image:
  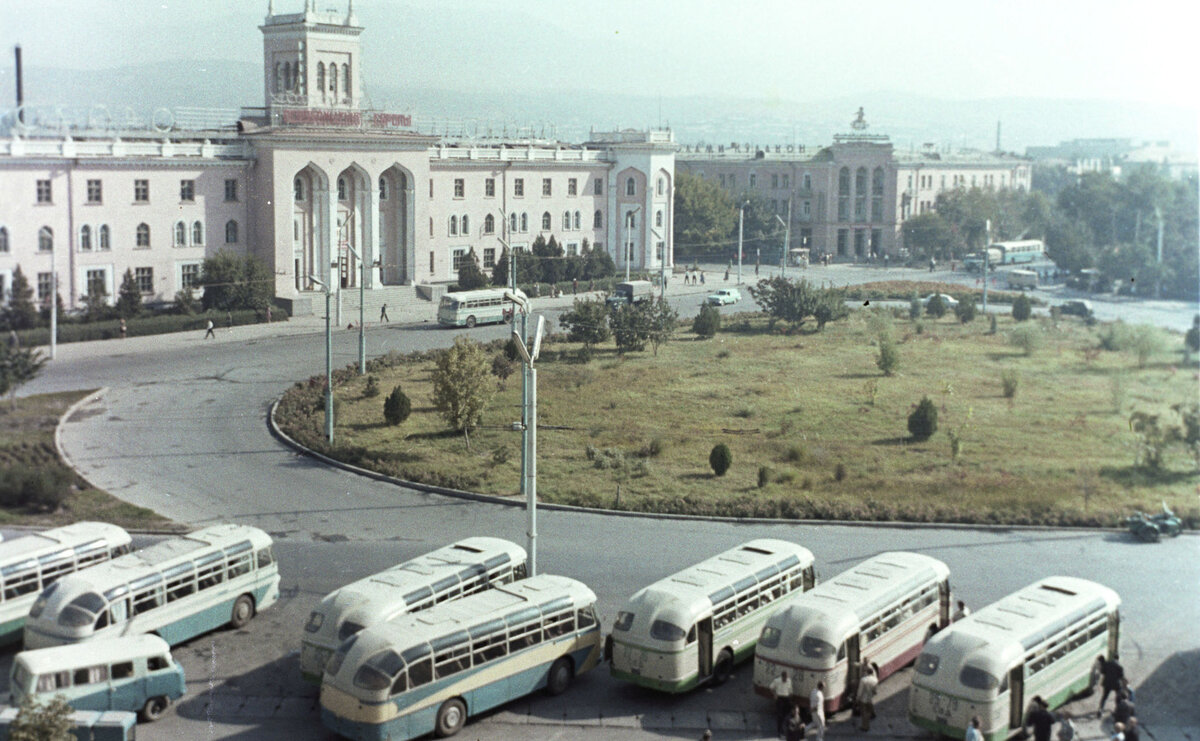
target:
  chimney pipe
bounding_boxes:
[15,45,23,108]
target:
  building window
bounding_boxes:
[485,178,495,197]
[428,179,434,198]
[594,210,603,229]
[542,178,552,197]
[802,201,811,218]
[728,174,735,188]
[461,215,470,235]
[135,267,154,294]
[86,268,106,299]
[542,212,552,231]
[593,179,603,195]
[568,178,577,196]
[454,178,464,198]
[0,227,8,253]
[192,221,204,245]
[520,213,528,232]
[294,178,304,201]
[225,220,239,244]
[566,242,579,256]
[80,225,92,252]
[180,180,195,202]
[378,177,388,200]
[449,216,458,236]
[452,249,469,272]
[719,174,725,188]
[37,272,53,303]
[181,263,200,289]
[783,174,789,188]
[573,211,581,230]
[483,247,496,268]
[656,241,665,260]
[514,178,524,197]
[562,211,571,230]
[429,218,433,237]
[174,221,187,247]
[771,174,779,189]
[657,177,665,196]
[338,178,347,201]
[802,173,811,190]
[225,179,238,202]
[484,214,495,234]
[38,226,53,252]
[749,173,757,188]
[655,210,663,228]
[837,229,848,256]
[134,179,149,203]
[430,251,435,273]
[136,223,150,248]
[87,179,102,203]
[510,213,518,234]
[36,179,51,203]
[626,177,636,196]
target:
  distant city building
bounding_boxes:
[676,110,1032,259]
[1024,138,1197,181]
[0,1,675,313]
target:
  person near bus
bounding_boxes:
[856,664,879,732]
[1111,722,1126,741]
[785,704,805,741]
[952,600,971,622]
[769,671,792,737]
[1124,717,1140,741]
[964,716,984,741]
[806,681,826,741]
[1025,696,1058,741]
[1098,655,1126,714]
[1114,692,1136,726]
[1057,711,1076,741]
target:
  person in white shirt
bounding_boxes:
[856,665,879,731]
[806,681,826,741]
[952,600,971,622]
[769,671,792,738]
[965,715,984,741]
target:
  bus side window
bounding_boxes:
[577,606,597,630]
[256,548,274,569]
[686,624,696,644]
[406,658,432,688]
[74,665,108,685]
[38,672,71,691]
[227,553,252,579]
[148,656,170,672]
[133,587,163,616]
[111,662,135,680]
[197,562,225,590]
[390,671,408,695]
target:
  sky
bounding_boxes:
[0,0,1196,109]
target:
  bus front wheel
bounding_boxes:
[546,657,574,696]
[712,649,734,686]
[230,595,255,629]
[435,698,467,737]
[465,315,476,328]
[140,696,170,722]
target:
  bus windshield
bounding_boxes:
[799,635,837,659]
[959,664,1001,691]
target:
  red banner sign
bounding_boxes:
[280,108,412,129]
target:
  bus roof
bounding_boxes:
[443,288,526,303]
[0,523,130,565]
[15,634,171,674]
[765,552,949,639]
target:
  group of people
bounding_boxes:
[682,270,706,285]
[766,660,881,741]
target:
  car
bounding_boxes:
[922,293,959,309]
[706,288,742,306]
[1059,299,1094,318]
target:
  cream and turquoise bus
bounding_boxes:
[754,551,950,712]
[301,537,527,682]
[0,523,132,645]
[610,539,817,693]
[23,524,279,649]
[320,574,602,740]
[437,288,526,328]
[908,576,1120,741]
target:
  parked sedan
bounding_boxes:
[922,293,960,309]
[707,288,742,306]
[1059,299,1094,318]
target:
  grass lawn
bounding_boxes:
[278,306,1200,528]
[0,391,177,530]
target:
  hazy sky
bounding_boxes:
[1,0,1197,108]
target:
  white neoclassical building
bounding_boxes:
[0,1,677,314]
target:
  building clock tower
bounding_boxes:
[260,1,363,111]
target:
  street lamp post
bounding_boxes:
[309,273,334,443]
[982,219,990,314]
[624,206,642,282]
[775,201,791,280]
[345,244,367,374]
[652,228,665,300]
[508,297,543,578]
[737,201,748,285]
[50,239,57,360]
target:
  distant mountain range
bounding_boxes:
[5,61,1197,156]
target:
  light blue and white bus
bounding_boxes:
[23,524,279,649]
[301,537,527,682]
[437,288,525,328]
[9,634,185,722]
[320,574,602,740]
[0,523,132,645]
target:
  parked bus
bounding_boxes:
[9,634,185,722]
[0,523,133,645]
[437,288,526,328]
[908,576,1120,741]
[320,574,601,741]
[1006,269,1038,290]
[753,552,950,713]
[301,537,528,682]
[992,240,1045,265]
[23,524,279,649]
[610,539,817,693]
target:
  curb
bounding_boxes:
[266,395,1192,536]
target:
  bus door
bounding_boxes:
[1107,611,1120,658]
[938,581,951,628]
[697,618,714,678]
[844,634,861,700]
[108,659,145,713]
[803,566,816,591]
[1007,666,1024,731]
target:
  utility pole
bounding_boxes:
[982,219,990,315]
[737,202,747,285]
[509,307,543,577]
[345,244,366,374]
[775,208,790,281]
[309,274,334,443]
[1155,207,1164,299]
[652,229,666,300]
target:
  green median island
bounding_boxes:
[275,300,1199,528]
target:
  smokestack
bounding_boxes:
[15,45,23,108]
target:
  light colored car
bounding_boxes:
[706,288,742,305]
[922,293,959,309]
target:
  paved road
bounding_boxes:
[18,272,1200,741]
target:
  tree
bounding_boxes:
[1,266,39,331]
[954,299,977,324]
[199,250,273,312]
[813,288,849,330]
[1185,315,1200,363]
[646,298,679,356]
[0,344,47,410]
[877,337,900,376]
[559,298,611,351]
[1011,293,1032,322]
[692,303,720,339]
[491,247,510,287]
[925,294,947,319]
[533,235,565,285]
[116,268,143,318]
[456,249,489,290]
[673,171,735,259]
[611,302,653,354]
[8,693,73,741]
[383,385,412,426]
[582,240,616,280]
[908,397,938,441]
[174,287,200,315]
[709,443,732,476]
[430,336,495,450]
[747,276,824,330]
[900,213,955,261]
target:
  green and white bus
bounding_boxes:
[908,576,1120,741]
[320,574,602,740]
[23,524,279,649]
[437,288,526,328]
[754,551,950,712]
[0,523,132,645]
[610,539,817,693]
[301,537,527,682]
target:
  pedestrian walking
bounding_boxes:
[784,704,805,741]
[1124,717,1140,741]
[119,318,127,339]
[266,305,272,323]
[929,257,936,272]
[769,671,792,737]
[1110,722,1126,741]
[806,681,826,741]
[700,271,705,284]
[952,600,971,622]
[380,303,389,323]
[8,329,20,349]
[856,664,879,731]
[1098,655,1125,715]
[924,621,941,643]
[724,268,730,281]
[1114,691,1135,725]
[965,716,984,741]
[1057,711,1076,741]
[1026,696,1057,741]
[700,730,713,741]
[572,278,578,294]
[204,318,215,339]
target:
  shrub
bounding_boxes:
[954,299,977,324]
[1186,315,1200,360]
[716,348,731,359]
[784,445,805,463]
[363,375,380,398]
[491,353,516,383]
[1122,325,1169,368]
[1008,324,1042,356]
[925,295,947,319]
[491,446,511,465]
[876,336,900,376]
[914,320,925,335]
[1001,369,1020,399]
[834,462,847,482]
[989,313,998,335]
[693,304,721,339]
[709,443,732,476]
[1012,293,1032,322]
[908,396,938,441]
[733,407,754,419]
[757,466,773,489]
[642,437,667,458]
[383,385,412,426]
[0,464,72,511]
[909,294,922,321]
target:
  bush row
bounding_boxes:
[14,307,288,346]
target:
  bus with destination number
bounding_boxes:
[754,552,951,713]
[908,576,1120,741]
[437,288,526,328]
[301,537,528,682]
[319,574,602,741]
[609,539,817,693]
[0,523,132,645]
[23,524,279,649]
